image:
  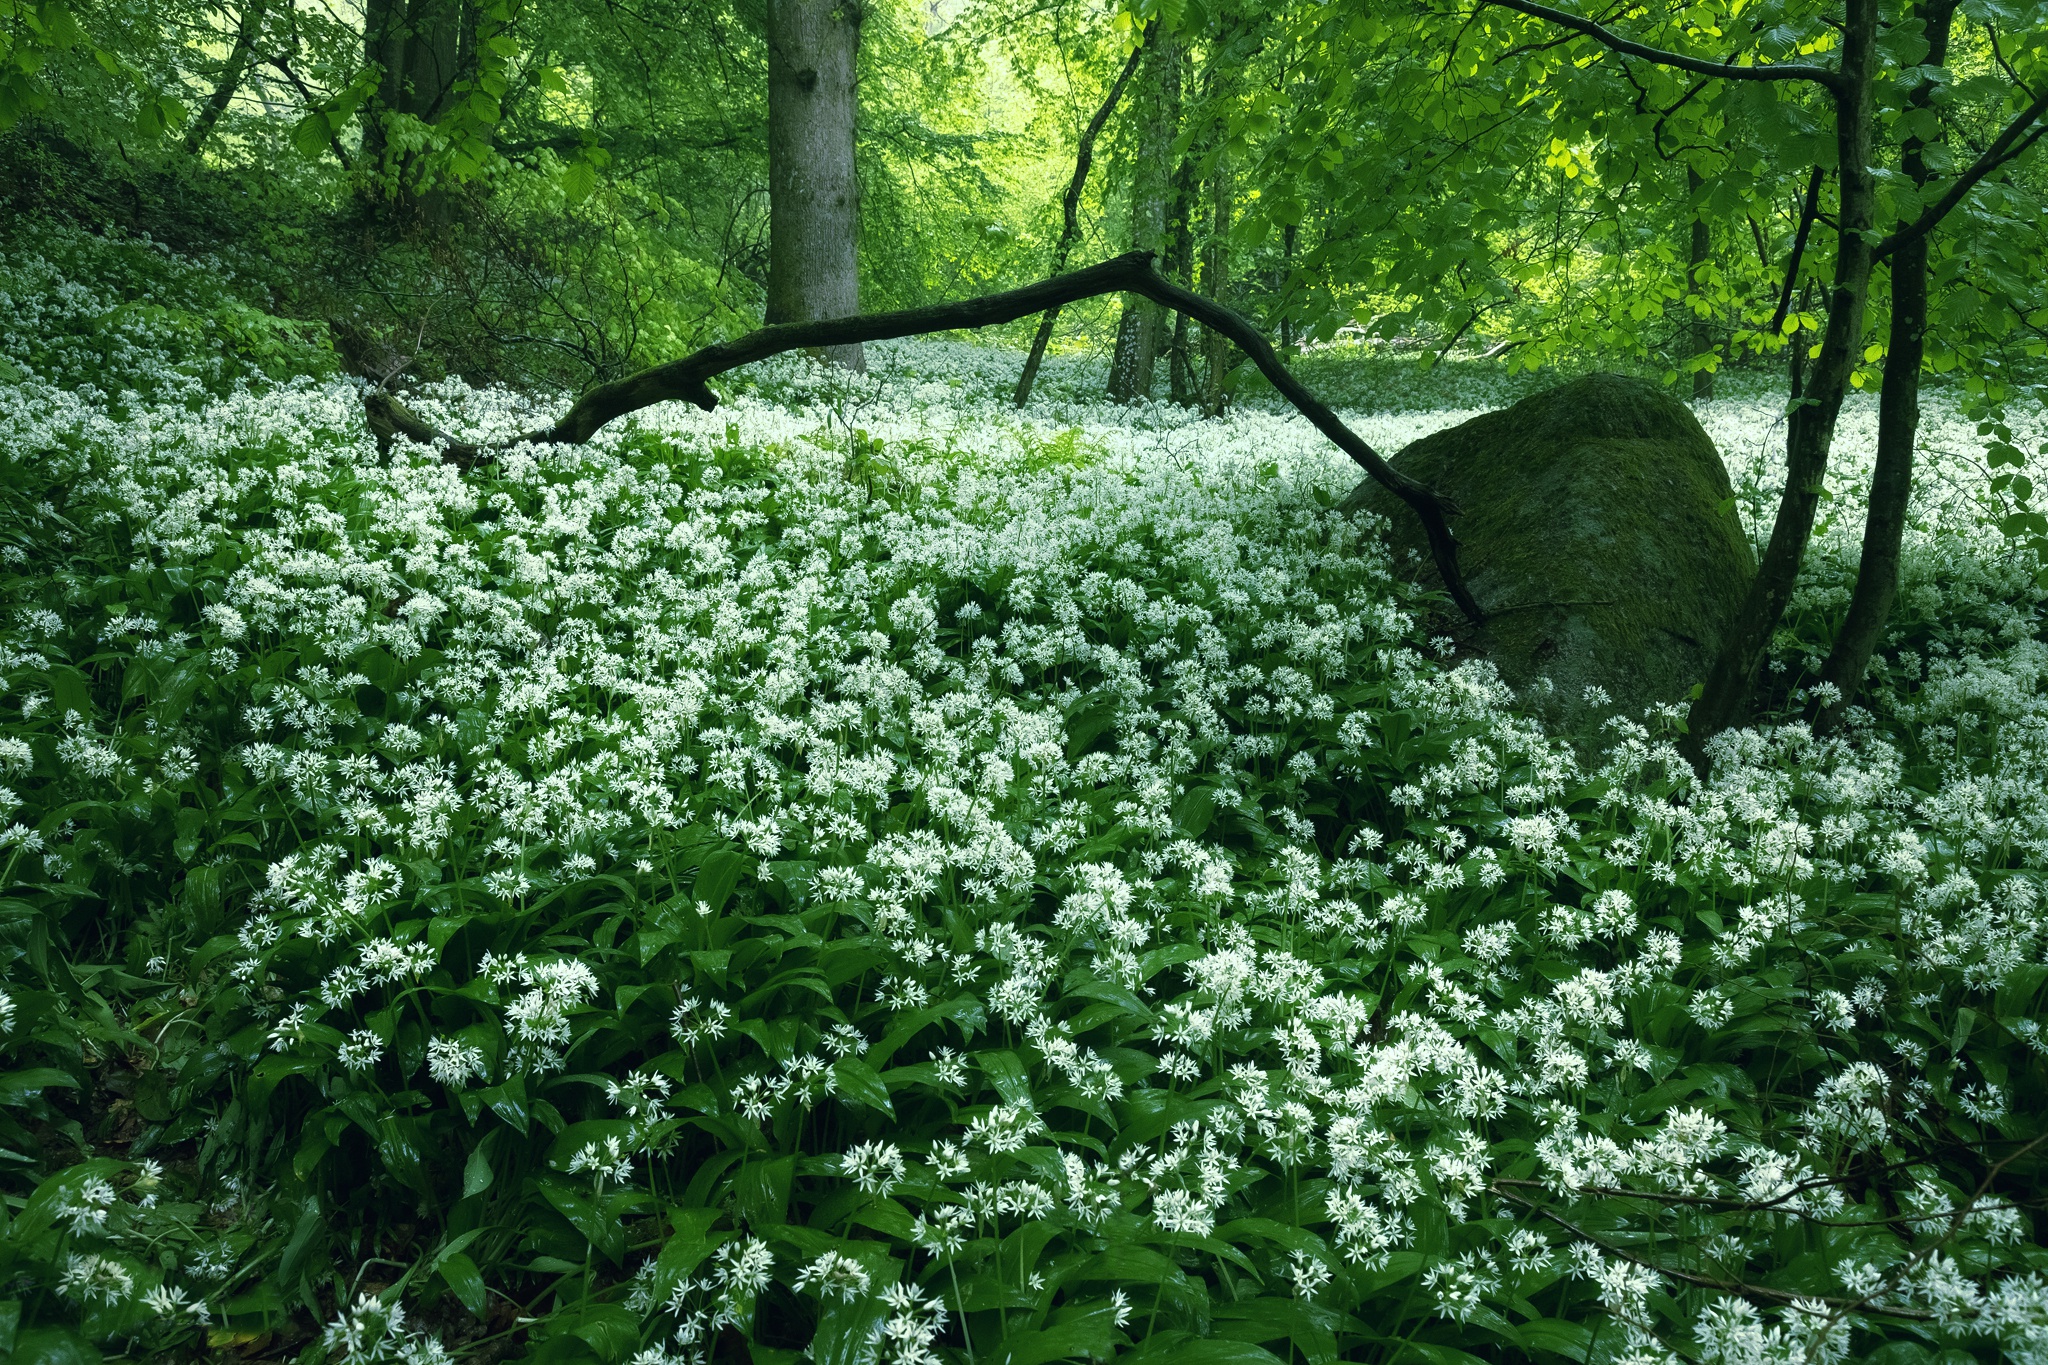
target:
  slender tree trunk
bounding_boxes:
[1687,165,1715,400]
[1683,0,1879,760]
[1201,151,1233,415]
[1817,0,1959,728]
[767,0,865,371]
[1107,33,1180,402]
[185,0,270,156]
[1166,141,1199,405]
[1014,37,1147,408]
[1279,221,1298,355]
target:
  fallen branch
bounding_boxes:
[362,250,1483,622]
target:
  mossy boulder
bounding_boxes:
[1345,372,1755,737]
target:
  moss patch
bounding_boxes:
[1347,372,1756,737]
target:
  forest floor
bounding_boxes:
[5,227,2048,1365]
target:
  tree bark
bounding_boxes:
[361,250,1486,622]
[1682,0,1880,760]
[767,0,865,371]
[1200,149,1233,415]
[362,0,467,168]
[185,0,270,156]
[1013,37,1147,408]
[1279,221,1298,355]
[1816,0,1959,728]
[1165,145,1199,406]
[1687,165,1715,400]
[1106,33,1180,402]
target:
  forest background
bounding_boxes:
[5,0,2048,1363]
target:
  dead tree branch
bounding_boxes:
[362,250,1484,622]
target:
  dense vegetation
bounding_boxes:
[3,2,2048,1364]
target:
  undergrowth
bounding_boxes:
[3,227,2048,1365]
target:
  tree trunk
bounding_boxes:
[1279,221,1298,355]
[1014,36,1147,408]
[1166,138,1199,405]
[1106,33,1180,402]
[767,0,865,372]
[1683,0,1879,760]
[1201,151,1233,415]
[185,0,270,156]
[1816,0,1959,728]
[1687,165,1715,400]
[362,0,467,168]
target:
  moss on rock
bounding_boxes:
[1346,372,1755,738]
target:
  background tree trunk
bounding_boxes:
[1687,165,1714,400]
[185,0,271,156]
[1106,33,1180,401]
[362,0,467,168]
[1013,37,1147,408]
[1201,151,1233,414]
[767,0,866,371]
[1817,0,1960,727]
[1683,0,1880,759]
[1166,127,1199,405]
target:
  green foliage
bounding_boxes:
[2,254,2047,1361]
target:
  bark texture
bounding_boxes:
[1684,0,1880,758]
[767,0,865,371]
[1817,0,1959,728]
[362,0,468,165]
[1106,34,1180,402]
[1687,166,1715,400]
[185,0,270,156]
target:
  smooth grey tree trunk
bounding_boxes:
[767,0,866,372]
[1106,33,1180,402]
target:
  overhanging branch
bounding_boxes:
[361,251,1486,623]
[1477,0,1841,89]
[1872,86,2048,261]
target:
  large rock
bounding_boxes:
[1345,373,1755,737]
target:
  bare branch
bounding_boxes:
[1013,32,1149,407]
[1769,165,1826,336]
[1873,86,2048,260]
[362,252,1486,622]
[1477,0,1841,88]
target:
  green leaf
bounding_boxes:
[438,1252,488,1315]
[540,1181,626,1265]
[561,159,599,202]
[567,1303,641,1362]
[736,1154,794,1226]
[291,112,332,160]
[650,1208,724,1299]
[832,1057,893,1115]
[462,1143,495,1200]
[0,1068,78,1105]
[694,849,746,915]
[1124,1338,1285,1365]
[996,1313,1118,1365]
